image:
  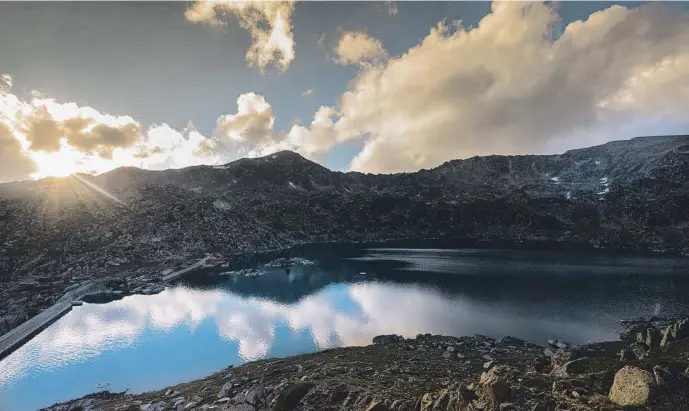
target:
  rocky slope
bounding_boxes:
[41,316,689,411]
[1,135,689,335]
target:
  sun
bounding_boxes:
[28,143,118,179]
[30,149,82,179]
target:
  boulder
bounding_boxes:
[431,390,450,411]
[451,384,477,408]
[645,327,662,348]
[217,382,233,399]
[272,382,314,411]
[661,324,675,346]
[365,400,390,411]
[551,348,580,367]
[609,366,656,406]
[653,365,675,386]
[674,318,689,340]
[627,342,649,360]
[245,384,265,407]
[479,366,511,408]
[551,357,587,377]
[419,393,434,411]
[373,334,404,344]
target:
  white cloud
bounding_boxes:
[0,73,12,94]
[185,0,296,72]
[335,31,388,66]
[320,2,689,173]
[301,89,313,97]
[0,80,219,180]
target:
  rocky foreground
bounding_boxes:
[43,318,689,411]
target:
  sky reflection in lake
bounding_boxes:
[1,247,688,411]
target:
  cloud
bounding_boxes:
[335,31,388,66]
[0,79,219,180]
[382,1,398,17]
[0,122,37,183]
[215,93,276,144]
[301,89,313,97]
[315,2,689,173]
[17,102,142,159]
[0,73,12,94]
[185,0,296,72]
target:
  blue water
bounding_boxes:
[1,246,688,411]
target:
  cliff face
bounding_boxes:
[1,135,687,279]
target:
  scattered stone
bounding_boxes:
[219,268,266,278]
[609,366,656,406]
[264,257,316,268]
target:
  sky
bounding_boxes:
[1,1,689,182]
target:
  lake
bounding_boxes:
[1,245,688,411]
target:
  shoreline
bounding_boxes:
[2,238,687,360]
[38,317,689,411]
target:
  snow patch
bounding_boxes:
[595,160,601,165]
[599,177,608,184]
[597,188,610,195]
[566,192,572,200]
[213,165,231,170]
[288,182,300,189]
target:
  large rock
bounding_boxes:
[272,382,314,411]
[661,325,676,346]
[365,400,390,411]
[644,327,662,348]
[479,366,511,408]
[550,357,588,377]
[245,384,265,407]
[623,342,649,361]
[373,334,404,344]
[550,348,580,367]
[609,366,656,406]
[674,318,689,340]
[217,382,233,399]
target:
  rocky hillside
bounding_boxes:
[1,135,688,334]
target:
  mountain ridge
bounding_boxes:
[1,135,688,336]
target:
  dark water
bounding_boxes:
[1,246,688,411]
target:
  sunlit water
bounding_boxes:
[1,246,688,411]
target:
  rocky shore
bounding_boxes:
[41,317,689,411]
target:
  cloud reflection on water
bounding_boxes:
[0,280,622,389]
